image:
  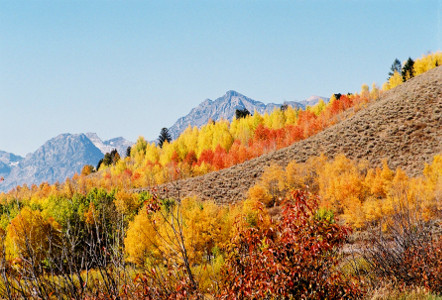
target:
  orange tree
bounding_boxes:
[219,190,363,299]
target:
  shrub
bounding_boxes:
[364,219,442,295]
[220,190,363,299]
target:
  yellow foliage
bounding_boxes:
[212,120,234,151]
[285,155,327,193]
[114,190,140,217]
[317,155,366,215]
[125,197,233,268]
[364,160,394,199]
[370,83,380,100]
[248,153,442,229]
[5,207,61,262]
[258,164,286,206]
[284,106,299,125]
[383,71,403,91]
[267,109,286,129]
[413,51,442,75]
[124,207,160,266]
[180,197,225,263]
[248,185,273,207]
[360,84,370,100]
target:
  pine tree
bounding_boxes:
[158,127,172,148]
[235,108,250,119]
[388,58,402,79]
[401,57,415,81]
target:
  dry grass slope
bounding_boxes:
[142,66,442,204]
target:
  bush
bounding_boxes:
[364,219,442,295]
[220,190,363,299]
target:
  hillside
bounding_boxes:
[146,66,442,204]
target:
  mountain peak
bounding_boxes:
[224,90,240,98]
[85,133,133,157]
[0,133,134,192]
[168,91,327,139]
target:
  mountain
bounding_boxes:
[299,95,329,107]
[168,90,329,139]
[85,133,133,157]
[141,66,442,204]
[0,151,23,180]
[1,134,104,192]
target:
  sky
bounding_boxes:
[1,0,441,156]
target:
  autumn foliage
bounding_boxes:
[249,154,442,230]
[0,52,440,298]
[221,190,362,299]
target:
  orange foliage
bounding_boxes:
[249,154,442,229]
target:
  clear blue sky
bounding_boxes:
[1,0,440,156]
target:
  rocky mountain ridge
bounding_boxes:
[85,133,133,157]
[168,90,329,139]
[0,133,133,192]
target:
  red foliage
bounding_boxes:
[367,233,442,294]
[132,172,141,181]
[171,151,180,164]
[213,145,227,170]
[197,149,214,166]
[183,150,197,166]
[402,237,442,294]
[220,190,362,299]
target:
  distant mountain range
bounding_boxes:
[169,90,329,139]
[0,90,328,192]
[85,133,133,157]
[0,134,133,192]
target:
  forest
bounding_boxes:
[0,52,440,299]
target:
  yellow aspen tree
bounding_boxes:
[370,83,380,100]
[125,207,161,266]
[310,99,326,116]
[5,207,61,262]
[212,120,233,151]
[360,84,370,99]
[284,106,298,125]
[384,71,403,90]
[196,122,215,157]
[413,52,442,75]
[268,109,286,129]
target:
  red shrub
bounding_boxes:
[220,190,363,299]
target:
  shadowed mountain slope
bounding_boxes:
[142,66,442,204]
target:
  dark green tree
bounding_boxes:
[158,128,172,148]
[401,57,415,81]
[125,146,132,157]
[102,153,112,166]
[388,58,402,79]
[97,149,120,170]
[235,108,251,119]
[96,159,103,171]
